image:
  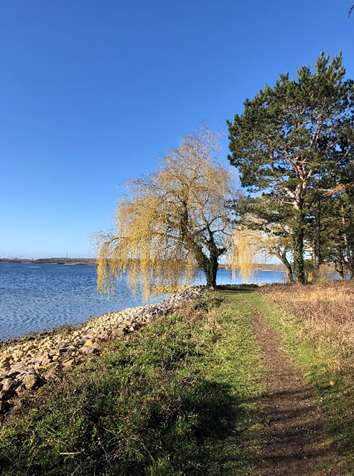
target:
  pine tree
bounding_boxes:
[227,52,354,283]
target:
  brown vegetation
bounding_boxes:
[258,281,354,371]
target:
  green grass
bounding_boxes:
[0,292,265,476]
[245,290,354,476]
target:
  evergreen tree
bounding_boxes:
[227,52,354,283]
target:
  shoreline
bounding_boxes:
[0,258,96,266]
[0,258,287,271]
[0,286,207,413]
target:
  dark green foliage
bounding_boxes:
[227,52,354,282]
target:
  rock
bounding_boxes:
[23,344,36,353]
[4,370,20,380]
[96,331,110,341]
[0,389,17,400]
[73,337,84,346]
[62,359,75,368]
[12,349,24,361]
[2,378,19,392]
[83,339,94,347]
[111,329,125,339]
[80,345,100,355]
[7,361,27,373]
[56,341,70,353]
[39,354,53,367]
[0,400,10,412]
[22,373,43,390]
[0,357,11,372]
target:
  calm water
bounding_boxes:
[0,263,286,341]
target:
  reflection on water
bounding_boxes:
[0,263,286,341]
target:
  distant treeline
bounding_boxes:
[0,258,96,265]
[0,258,287,272]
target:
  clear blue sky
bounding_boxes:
[1,0,353,259]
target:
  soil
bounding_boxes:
[249,304,343,475]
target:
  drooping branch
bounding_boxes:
[96,125,239,298]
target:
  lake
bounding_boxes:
[0,262,286,341]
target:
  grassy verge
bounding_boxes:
[247,284,354,475]
[0,291,265,476]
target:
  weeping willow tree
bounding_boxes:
[225,225,294,283]
[225,228,266,282]
[256,230,294,282]
[96,126,240,298]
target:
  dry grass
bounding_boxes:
[258,281,354,370]
[256,281,354,471]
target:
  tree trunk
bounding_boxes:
[203,243,220,290]
[204,259,218,289]
[274,251,294,283]
[191,239,220,290]
[284,260,294,283]
[335,261,345,280]
[293,213,305,284]
[312,198,321,279]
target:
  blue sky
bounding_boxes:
[1,0,353,259]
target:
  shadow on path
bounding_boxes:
[244,303,343,476]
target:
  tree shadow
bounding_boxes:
[163,381,343,475]
[143,378,249,475]
[236,387,344,476]
[216,284,258,294]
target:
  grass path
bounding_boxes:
[0,287,349,475]
[238,292,342,475]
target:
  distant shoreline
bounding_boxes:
[0,258,286,271]
[0,258,96,265]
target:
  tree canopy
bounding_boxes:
[96,126,239,297]
[227,52,354,283]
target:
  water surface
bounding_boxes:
[0,263,286,341]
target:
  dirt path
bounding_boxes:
[249,303,342,475]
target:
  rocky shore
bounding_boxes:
[0,286,206,413]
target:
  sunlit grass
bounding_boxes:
[0,292,265,476]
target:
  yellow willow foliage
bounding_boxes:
[243,222,293,262]
[225,229,265,282]
[226,225,293,282]
[96,125,239,299]
[257,231,293,261]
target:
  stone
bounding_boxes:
[0,357,11,371]
[83,339,94,347]
[80,345,100,355]
[0,400,10,412]
[8,361,27,372]
[62,359,75,368]
[39,354,53,367]
[0,389,17,400]
[22,373,43,390]
[56,342,70,353]
[4,370,20,379]
[2,378,19,392]
[96,331,110,341]
[12,349,24,361]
